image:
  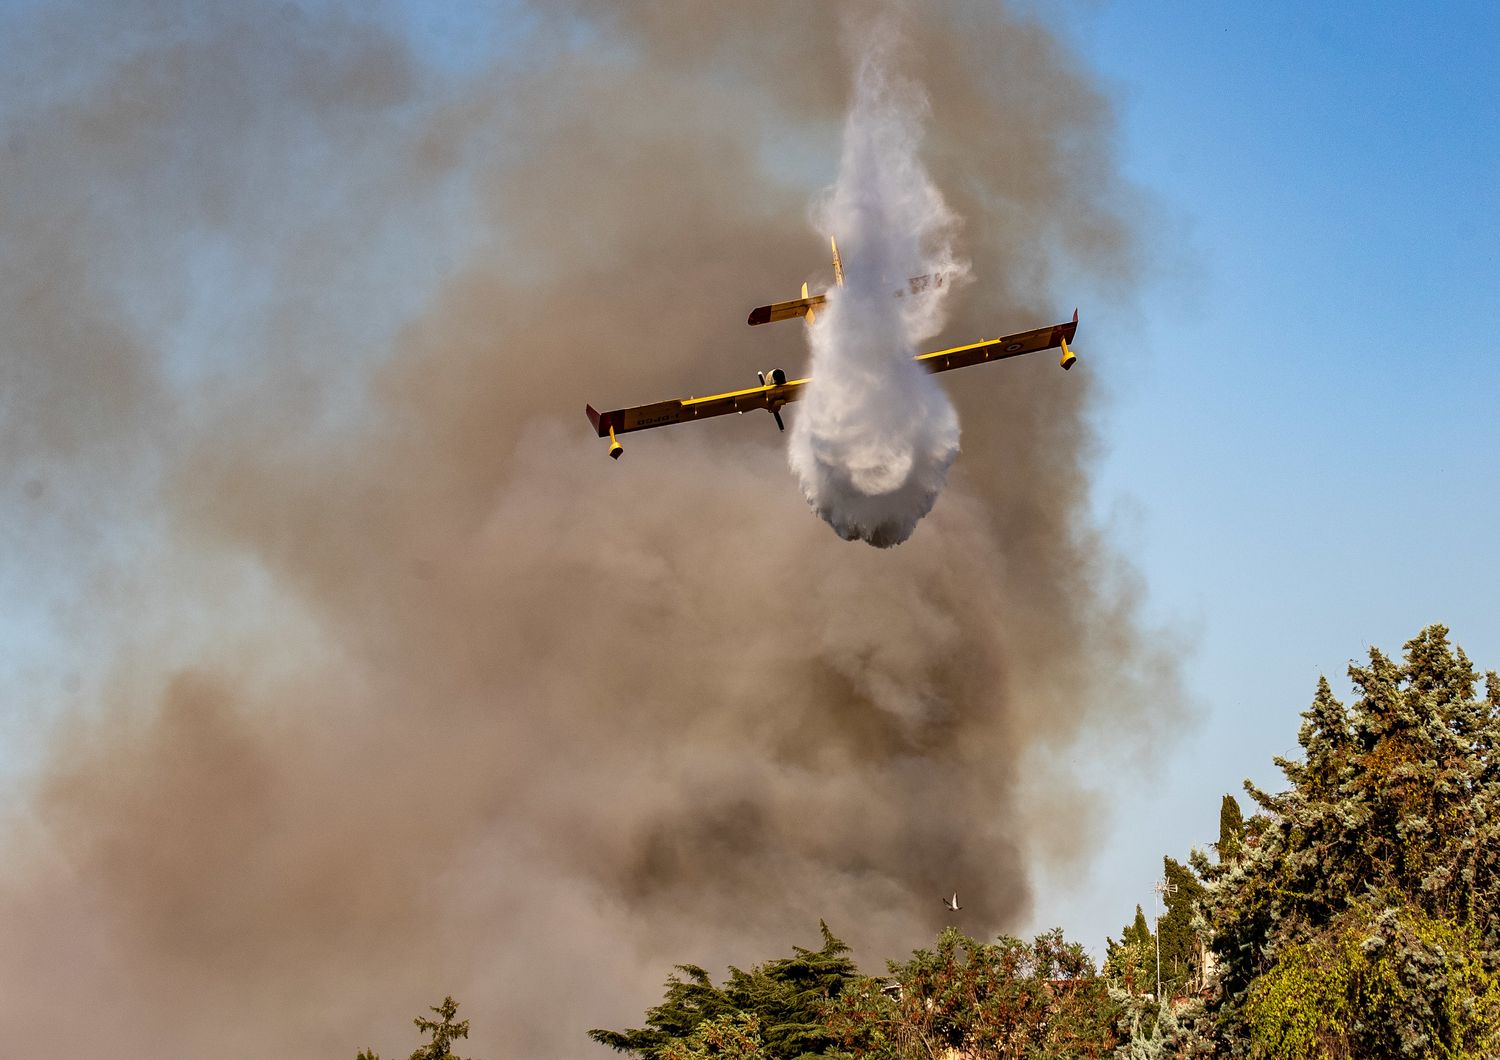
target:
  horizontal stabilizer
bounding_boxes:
[747,271,954,326]
[747,293,827,326]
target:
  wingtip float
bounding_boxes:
[584,405,624,459]
[1060,307,1078,370]
[586,241,1081,460]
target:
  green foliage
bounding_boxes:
[1131,907,1151,947]
[660,1013,768,1059]
[602,925,1115,1059]
[1201,626,1500,1055]
[1106,886,1217,1056]
[825,927,1117,1058]
[1104,905,1155,997]
[1216,795,1245,864]
[589,922,858,1059]
[358,996,473,1060]
[1158,857,1205,996]
[1112,992,1214,1060]
[1242,902,1500,1058]
[410,997,473,1060]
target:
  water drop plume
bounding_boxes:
[789,20,965,547]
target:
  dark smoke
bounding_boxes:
[0,2,1184,1055]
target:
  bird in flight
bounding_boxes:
[943,893,962,912]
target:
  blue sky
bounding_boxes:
[1049,0,1500,946]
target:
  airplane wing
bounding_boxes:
[586,372,807,458]
[586,310,1078,458]
[916,309,1077,375]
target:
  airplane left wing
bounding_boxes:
[586,372,806,459]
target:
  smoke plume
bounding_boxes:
[789,22,964,547]
[0,2,1185,1056]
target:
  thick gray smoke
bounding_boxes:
[789,24,964,547]
[0,3,1187,1057]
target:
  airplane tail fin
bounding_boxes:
[830,235,844,288]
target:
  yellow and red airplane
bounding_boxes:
[585,238,1078,459]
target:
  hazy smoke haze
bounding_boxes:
[789,20,964,548]
[0,2,1184,1056]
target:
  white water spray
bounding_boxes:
[787,30,966,547]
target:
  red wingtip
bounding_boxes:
[747,305,772,326]
[585,404,603,436]
[1073,307,1079,323]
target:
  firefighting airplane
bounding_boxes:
[584,238,1078,459]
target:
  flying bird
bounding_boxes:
[943,893,962,912]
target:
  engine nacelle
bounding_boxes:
[756,369,789,432]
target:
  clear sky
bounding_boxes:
[2,0,1495,965]
[1046,0,1500,947]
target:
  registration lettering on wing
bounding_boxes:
[631,412,679,428]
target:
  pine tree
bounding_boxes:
[357,996,473,1060]
[410,997,472,1060]
[1202,625,1500,1056]
[658,1013,767,1059]
[589,922,859,1058]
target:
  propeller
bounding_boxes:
[757,369,788,431]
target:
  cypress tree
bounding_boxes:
[1215,795,1244,865]
[1158,856,1204,996]
[1131,905,1152,948]
[1105,905,1156,997]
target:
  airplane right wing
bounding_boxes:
[915,309,1078,374]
